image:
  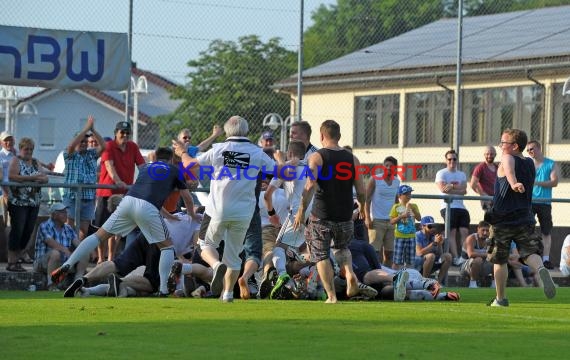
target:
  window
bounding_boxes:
[462,85,544,145]
[354,94,399,147]
[38,117,56,149]
[552,83,570,143]
[406,91,452,146]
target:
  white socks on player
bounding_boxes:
[64,233,100,268]
[158,247,175,294]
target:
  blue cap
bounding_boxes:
[262,131,274,140]
[397,184,413,195]
[420,216,435,226]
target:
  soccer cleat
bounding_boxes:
[259,268,277,299]
[444,291,461,301]
[542,260,555,270]
[167,261,182,294]
[63,277,85,298]
[50,264,70,285]
[393,270,409,302]
[210,262,227,297]
[538,267,556,299]
[356,282,378,299]
[270,273,291,300]
[488,298,509,307]
[106,273,121,297]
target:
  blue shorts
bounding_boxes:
[63,197,96,222]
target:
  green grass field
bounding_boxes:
[1,287,569,359]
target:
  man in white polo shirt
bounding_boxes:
[174,115,298,303]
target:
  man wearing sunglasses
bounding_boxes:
[93,121,145,263]
[414,216,452,284]
[435,149,470,267]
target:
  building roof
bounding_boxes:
[275,5,570,90]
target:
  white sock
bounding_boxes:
[158,247,175,294]
[84,284,109,296]
[408,290,433,301]
[181,263,193,275]
[222,290,233,301]
[64,234,100,267]
[543,256,550,262]
[272,247,287,275]
[469,280,478,287]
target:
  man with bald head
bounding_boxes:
[470,146,498,211]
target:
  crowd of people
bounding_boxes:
[0,115,564,305]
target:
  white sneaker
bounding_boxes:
[393,271,409,302]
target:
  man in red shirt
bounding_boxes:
[93,121,145,262]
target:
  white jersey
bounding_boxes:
[370,176,400,220]
[561,235,570,276]
[269,163,311,216]
[435,168,467,209]
[164,212,201,256]
[197,137,276,221]
[304,143,318,161]
[259,188,288,227]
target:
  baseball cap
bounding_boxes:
[397,184,413,195]
[420,216,435,226]
[115,121,132,132]
[50,203,68,213]
[261,131,273,140]
[0,131,14,141]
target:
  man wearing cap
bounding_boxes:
[34,203,88,290]
[259,131,275,150]
[389,185,421,270]
[94,121,145,262]
[415,216,452,284]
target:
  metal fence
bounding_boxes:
[2,1,570,149]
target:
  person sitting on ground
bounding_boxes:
[34,203,88,291]
[414,216,452,284]
[460,221,494,288]
[561,234,570,277]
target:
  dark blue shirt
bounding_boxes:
[127,162,187,209]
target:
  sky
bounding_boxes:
[0,0,337,96]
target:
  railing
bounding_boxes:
[5,180,565,250]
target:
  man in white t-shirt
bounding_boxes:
[365,156,400,266]
[435,149,471,266]
[174,116,298,303]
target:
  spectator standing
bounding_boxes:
[93,121,145,262]
[365,156,400,266]
[470,146,497,211]
[293,120,365,303]
[258,130,275,150]
[414,216,452,284]
[435,149,470,266]
[34,203,88,290]
[6,138,48,272]
[0,131,16,261]
[389,185,421,270]
[527,140,560,270]
[486,128,555,306]
[63,116,105,241]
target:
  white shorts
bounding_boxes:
[561,263,570,276]
[102,196,169,244]
[276,212,305,249]
[200,218,249,270]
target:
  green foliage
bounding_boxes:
[160,35,296,146]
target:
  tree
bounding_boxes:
[303,0,445,68]
[158,35,296,146]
